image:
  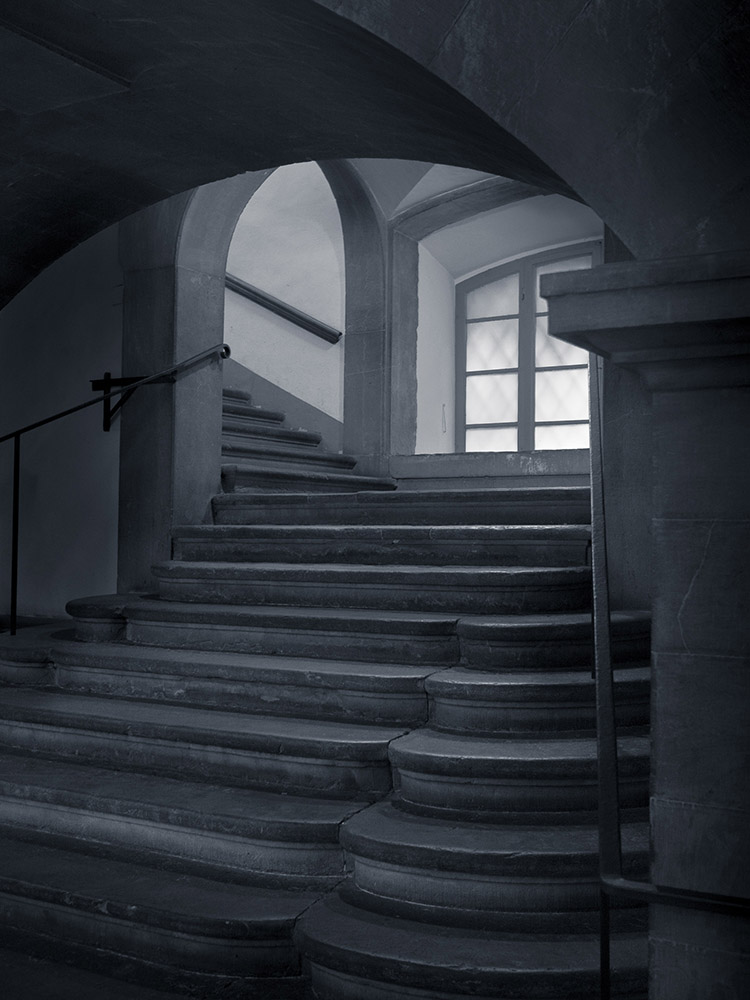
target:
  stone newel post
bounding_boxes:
[543,252,750,999]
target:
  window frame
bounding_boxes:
[455,240,602,453]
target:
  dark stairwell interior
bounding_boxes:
[0,385,651,998]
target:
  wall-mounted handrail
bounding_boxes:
[1,341,230,636]
[225,272,342,345]
[588,356,750,999]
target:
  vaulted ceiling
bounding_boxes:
[0,1,747,310]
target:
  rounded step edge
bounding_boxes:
[389,730,650,818]
[0,624,62,686]
[65,594,132,642]
[425,664,650,735]
[336,800,648,932]
[458,609,650,671]
[295,893,648,999]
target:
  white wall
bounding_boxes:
[415,245,455,454]
[0,225,122,618]
[422,194,603,279]
[225,162,345,420]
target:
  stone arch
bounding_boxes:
[118,161,389,588]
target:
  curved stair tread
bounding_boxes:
[341,801,648,873]
[390,728,650,775]
[426,664,651,697]
[295,894,647,994]
[458,608,650,635]
[0,689,407,759]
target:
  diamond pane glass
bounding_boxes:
[466,426,518,452]
[535,368,589,422]
[535,423,590,450]
[535,315,589,367]
[466,272,519,319]
[466,373,518,424]
[466,320,518,372]
[536,255,592,312]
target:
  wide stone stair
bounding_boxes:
[0,387,651,998]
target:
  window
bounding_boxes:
[456,243,600,452]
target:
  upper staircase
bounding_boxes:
[0,386,651,998]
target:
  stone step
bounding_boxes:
[458,609,651,670]
[0,689,404,799]
[213,485,591,525]
[426,664,650,734]
[1,946,186,1000]
[222,417,322,447]
[222,399,286,424]
[338,800,647,932]
[172,524,591,567]
[222,387,253,403]
[389,728,649,819]
[221,463,396,494]
[0,832,313,997]
[295,893,647,999]
[0,624,60,686]
[119,598,460,665]
[221,434,357,470]
[0,751,360,888]
[51,636,434,725]
[153,561,593,615]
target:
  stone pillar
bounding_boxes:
[117,194,225,593]
[543,252,750,999]
[320,161,390,477]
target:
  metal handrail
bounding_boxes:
[224,273,342,344]
[1,341,230,635]
[588,356,750,999]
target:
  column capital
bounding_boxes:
[541,251,750,391]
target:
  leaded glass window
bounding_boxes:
[456,243,600,452]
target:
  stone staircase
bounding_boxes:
[0,387,651,998]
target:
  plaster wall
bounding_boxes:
[423,195,603,278]
[0,226,122,617]
[225,163,345,421]
[415,245,455,454]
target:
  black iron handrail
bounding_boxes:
[588,356,750,999]
[225,273,342,344]
[0,341,230,636]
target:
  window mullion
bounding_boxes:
[517,261,535,451]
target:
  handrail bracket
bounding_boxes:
[90,372,175,432]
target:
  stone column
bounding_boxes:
[117,194,225,593]
[543,252,750,999]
